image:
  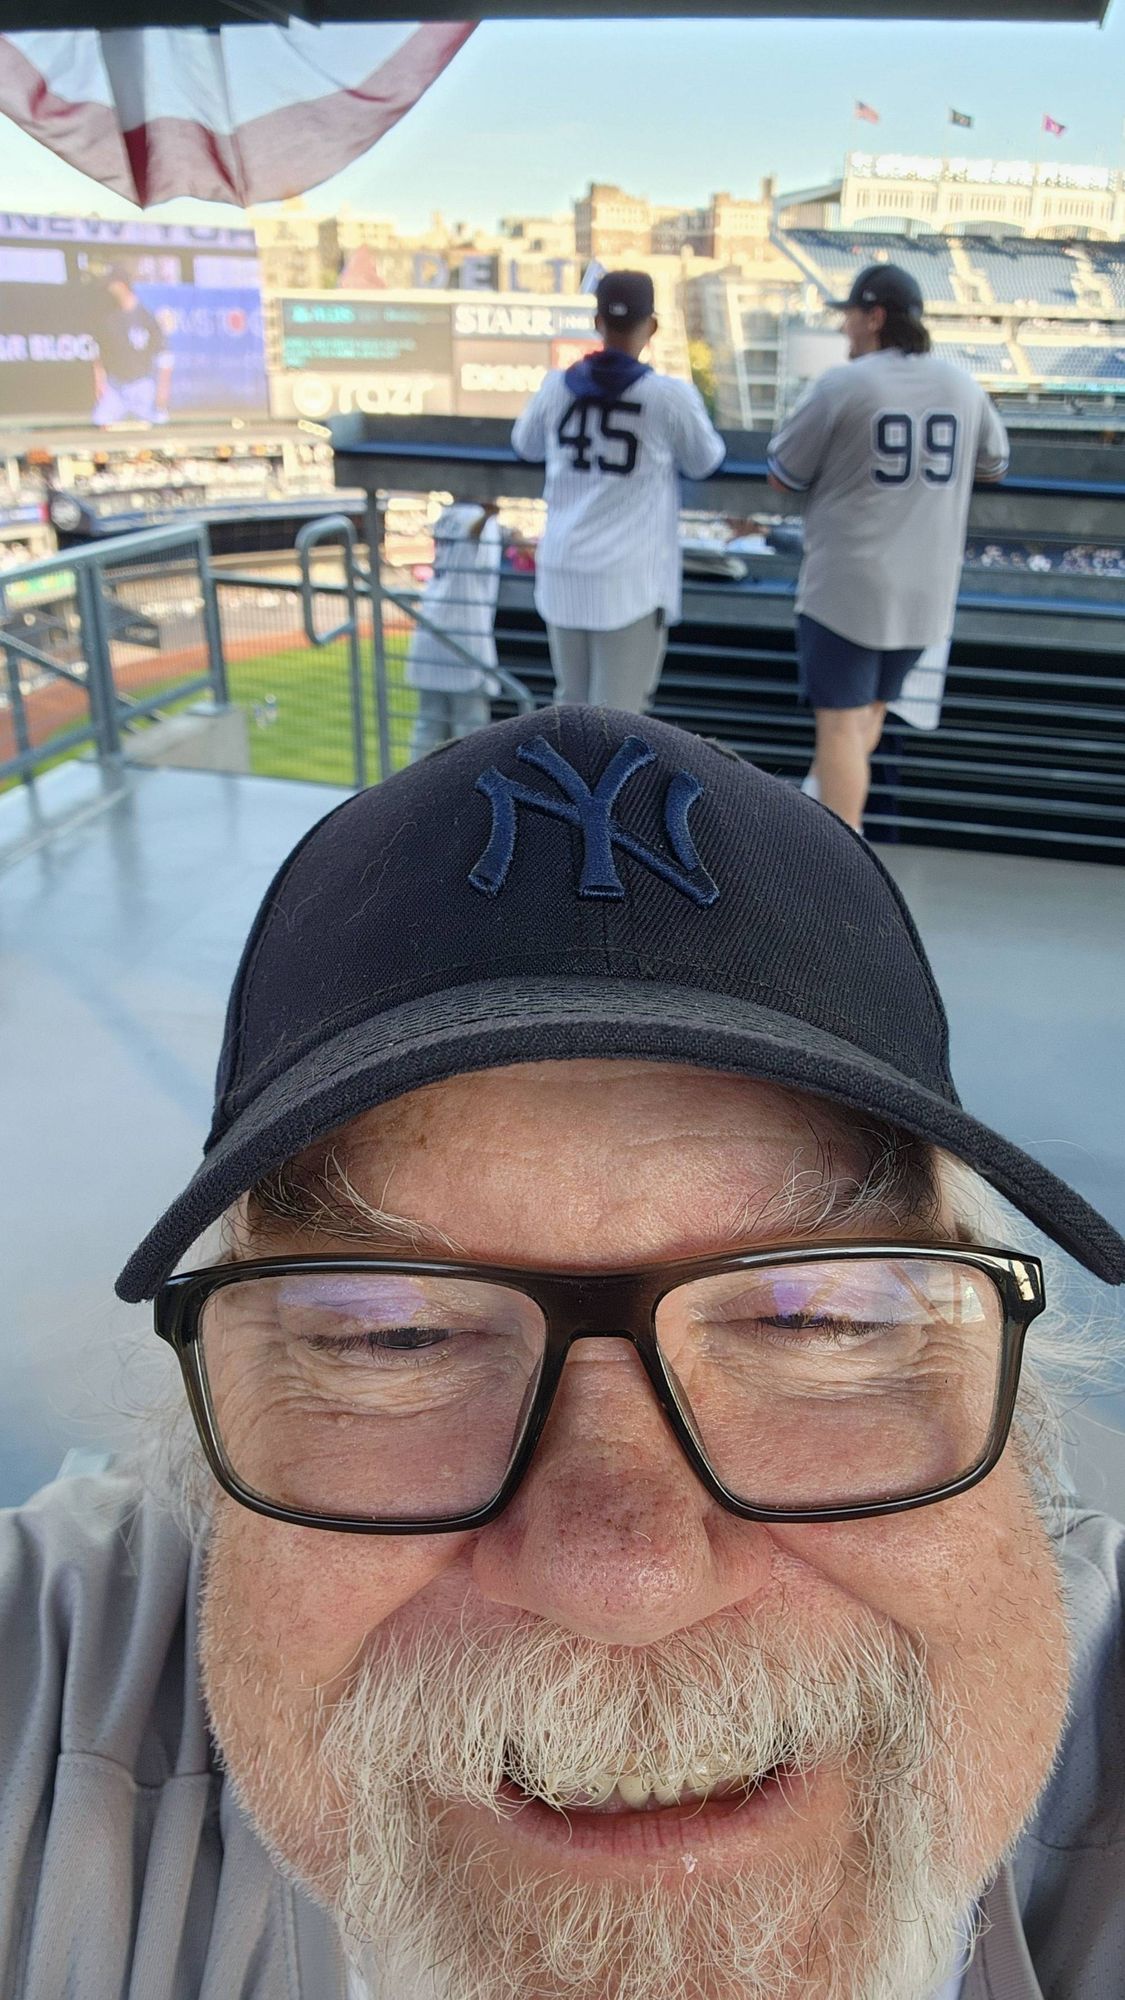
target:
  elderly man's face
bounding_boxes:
[200,1062,1069,2000]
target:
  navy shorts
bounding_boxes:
[796,614,924,710]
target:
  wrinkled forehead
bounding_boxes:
[238,1060,938,1265]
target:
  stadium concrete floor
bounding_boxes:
[3,759,1124,1518]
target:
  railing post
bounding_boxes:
[77,562,122,762]
[197,523,229,707]
[366,494,393,784]
[295,515,366,790]
[3,639,34,785]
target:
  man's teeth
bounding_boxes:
[532,1764,770,1810]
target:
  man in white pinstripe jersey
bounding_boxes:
[512,270,725,712]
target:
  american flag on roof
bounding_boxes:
[855,101,880,123]
[0,24,475,208]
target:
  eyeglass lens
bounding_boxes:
[195,1257,1005,1522]
[653,1258,1003,1511]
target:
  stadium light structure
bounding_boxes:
[0,0,1111,22]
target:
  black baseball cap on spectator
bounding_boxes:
[117,705,1125,1300]
[595,270,656,329]
[830,263,926,318]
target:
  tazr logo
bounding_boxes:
[469,735,719,906]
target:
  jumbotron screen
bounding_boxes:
[0,214,269,427]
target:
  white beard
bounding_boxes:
[299,1608,979,2000]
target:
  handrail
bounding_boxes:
[295,515,361,649]
[378,579,535,717]
[0,626,88,689]
[332,434,1125,504]
[217,560,1125,627]
[0,518,212,585]
[217,563,536,717]
[0,518,227,789]
[295,515,365,788]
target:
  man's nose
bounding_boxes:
[471,1338,776,1644]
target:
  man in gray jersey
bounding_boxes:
[768,265,1009,831]
[513,270,725,711]
[3,708,1125,2000]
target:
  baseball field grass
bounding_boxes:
[2,631,418,795]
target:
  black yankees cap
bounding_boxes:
[595,270,655,328]
[117,706,1125,1300]
[830,262,926,318]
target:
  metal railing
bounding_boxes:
[4,446,1124,863]
[1,521,226,787]
[207,521,534,792]
[487,571,1125,861]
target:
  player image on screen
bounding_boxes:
[91,268,174,426]
[511,269,725,713]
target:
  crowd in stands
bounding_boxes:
[967,537,1125,577]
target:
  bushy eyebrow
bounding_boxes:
[244,1117,940,1259]
[245,1145,465,1256]
[717,1118,941,1245]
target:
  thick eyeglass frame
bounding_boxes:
[154,1242,1045,1535]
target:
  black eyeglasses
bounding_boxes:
[154,1242,1044,1534]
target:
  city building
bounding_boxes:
[779,152,1125,241]
[250,206,339,292]
[653,184,779,261]
[574,182,654,262]
[685,270,812,429]
[499,213,577,259]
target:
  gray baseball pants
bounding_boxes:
[547,610,668,713]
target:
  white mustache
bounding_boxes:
[320,1604,939,1820]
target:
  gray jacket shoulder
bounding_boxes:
[1005,1509,1125,1997]
[1035,1507,1125,1847]
[0,1471,204,1773]
[0,1474,347,2000]
[0,1475,213,1997]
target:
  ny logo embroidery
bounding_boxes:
[469,735,719,906]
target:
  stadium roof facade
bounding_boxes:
[9,0,1113,24]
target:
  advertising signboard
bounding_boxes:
[0,214,267,426]
[550,335,602,374]
[269,370,454,421]
[280,298,453,374]
[450,300,598,414]
[275,292,598,419]
[451,299,596,343]
[455,339,550,416]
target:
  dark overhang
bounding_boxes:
[0,0,1111,25]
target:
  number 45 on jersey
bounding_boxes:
[557,399,642,476]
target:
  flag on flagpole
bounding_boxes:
[950,108,973,128]
[0,23,475,206]
[1043,114,1067,136]
[855,101,880,123]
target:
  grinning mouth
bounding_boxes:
[502,1760,788,1815]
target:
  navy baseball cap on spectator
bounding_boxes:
[117,706,1125,1299]
[830,263,926,318]
[595,270,655,328]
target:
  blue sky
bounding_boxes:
[1,8,1124,231]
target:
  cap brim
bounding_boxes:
[827,298,851,311]
[116,977,1125,1300]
